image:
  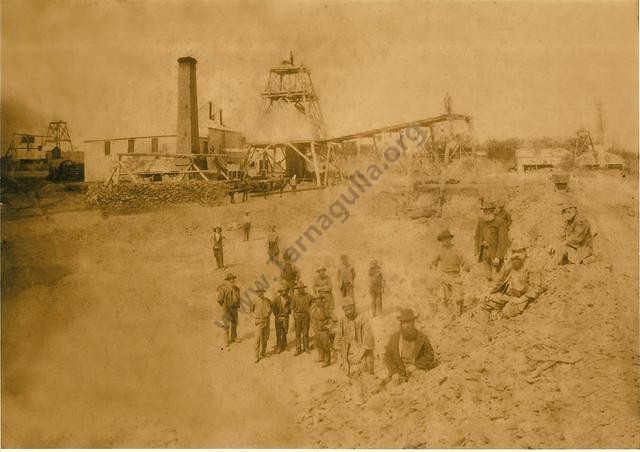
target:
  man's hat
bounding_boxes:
[296,282,307,289]
[481,201,496,210]
[255,287,266,294]
[437,229,454,241]
[341,296,355,307]
[397,308,418,322]
[510,239,528,253]
[225,273,237,281]
[340,254,348,260]
[369,259,379,267]
[561,202,577,212]
[316,267,327,272]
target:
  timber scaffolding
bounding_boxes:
[245,112,476,186]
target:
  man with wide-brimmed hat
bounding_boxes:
[251,287,272,363]
[291,282,312,355]
[313,267,334,311]
[310,293,333,367]
[431,229,470,315]
[474,200,509,280]
[337,255,356,298]
[368,260,384,317]
[217,272,241,347]
[267,224,280,262]
[482,239,544,320]
[334,296,375,376]
[211,226,225,269]
[550,202,594,265]
[271,285,291,353]
[382,308,437,383]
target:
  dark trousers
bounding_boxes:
[275,316,289,352]
[213,247,224,268]
[370,289,382,317]
[243,225,250,241]
[314,330,332,364]
[293,312,310,352]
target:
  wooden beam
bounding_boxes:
[285,142,313,164]
[310,141,321,186]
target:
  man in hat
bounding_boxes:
[242,211,252,242]
[310,294,333,367]
[217,273,241,346]
[211,226,225,269]
[267,225,280,262]
[482,240,544,320]
[551,203,594,265]
[368,260,384,317]
[334,297,375,376]
[291,282,312,355]
[495,198,513,233]
[474,201,509,280]
[271,285,291,353]
[382,308,437,383]
[313,267,334,312]
[251,287,272,363]
[337,255,356,298]
[431,229,470,315]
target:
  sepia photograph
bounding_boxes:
[1,0,638,448]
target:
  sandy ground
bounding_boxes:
[2,169,638,447]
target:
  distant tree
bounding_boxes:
[482,138,523,163]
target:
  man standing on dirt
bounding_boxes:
[337,255,356,298]
[271,285,291,353]
[267,225,279,262]
[551,203,594,265]
[368,260,384,317]
[310,294,333,367]
[292,282,312,355]
[211,226,225,269]
[281,251,300,297]
[217,272,241,347]
[431,229,470,315]
[251,287,272,363]
[334,297,375,376]
[242,211,251,241]
[382,308,437,384]
[482,240,544,320]
[313,267,334,311]
[474,201,509,280]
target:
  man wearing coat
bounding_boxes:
[552,203,594,265]
[271,286,291,353]
[337,255,356,298]
[217,272,241,347]
[474,201,509,280]
[383,308,437,383]
[252,287,272,363]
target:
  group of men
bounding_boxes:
[214,195,595,384]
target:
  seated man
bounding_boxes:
[383,308,437,384]
[482,240,544,320]
[552,203,595,265]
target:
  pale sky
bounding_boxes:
[2,0,638,151]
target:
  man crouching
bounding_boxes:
[382,308,438,384]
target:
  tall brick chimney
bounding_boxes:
[176,56,199,154]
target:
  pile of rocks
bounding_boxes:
[86,182,227,208]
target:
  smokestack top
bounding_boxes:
[177,56,197,65]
